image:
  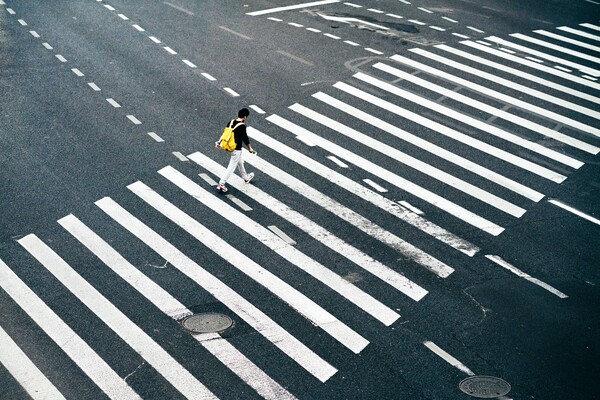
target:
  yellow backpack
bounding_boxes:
[218,120,244,152]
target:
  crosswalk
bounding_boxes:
[2,21,599,399]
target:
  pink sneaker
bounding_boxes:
[244,172,254,184]
[216,184,228,193]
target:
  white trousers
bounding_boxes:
[219,150,249,185]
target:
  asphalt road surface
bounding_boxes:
[1,0,599,399]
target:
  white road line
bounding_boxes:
[500,47,516,54]
[363,179,388,192]
[58,215,190,320]
[226,194,253,211]
[247,0,339,16]
[106,98,121,108]
[71,68,84,77]
[386,14,403,19]
[344,40,360,46]
[288,22,304,27]
[0,324,67,400]
[442,16,458,23]
[267,17,283,21]
[269,113,507,234]
[486,36,600,77]
[163,1,194,15]
[219,25,252,40]
[0,258,141,400]
[247,125,465,270]
[323,33,341,39]
[201,72,216,81]
[223,87,240,97]
[344,2,362,7]
[88,82,101,91]
[172,151,188,161]
[127,115,142,125]
[548,199,600,226]
[452,33,470,39]
[199,173,218,186]
[247,125,479,254]
[132,24,145,32]
[525,56,544,63]
[306,27,321,32]
[155,169,399,327]
[510,33,600,85]
[182,59,197,68]
[334,76,564,184]
[365,48,384,54]
[188,151,430,300]
[580,23,600,32]
[429,26,446,31]
[199,338,298,400]
[327,155,348,168]
[417,7,433,13]
[163,46,177,54]
[485,255,568,298]
[118,13,128,20]
[55,54,67,62]
[18,19,27,26]
[554,65,572,72]
[294,98,527,217]
[423,341,475,376]
[6,7,15,14]
[368,8,384,13]
[249,105,265,114]
[96,197,338,382]
[311,89,544,203]
[398,201,423,215]
[30,31,40,38]
[467,26,484,33]
[394,51,600,140]
[18,234,218,399]
[455,42,600,113]
[277,50,314,66]
[149,36,161,43]
[267,225,296,245]
[408,20,426,25]
[373,62,599,155]
[42,42,53,50]
[59,215,296,400]
[104,4,115,11]
[535,29,600,53]
[355,70,584,170]
[147,132,164,142]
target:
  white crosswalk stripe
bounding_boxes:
[390,52,600,144]
[0,258,142,400]
[485,36,600,78]
[95,196,338,383]
[371,62,599,155]
[58,214,297,400]
[128,177,375,347]
[17,234,219,400]
[188,151,429,300]
[288,99,527,217]
[2,18,598,398]
[0,324,67,400]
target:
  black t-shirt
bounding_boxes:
[229,119,249,150]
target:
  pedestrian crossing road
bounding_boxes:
[1,1,599,399]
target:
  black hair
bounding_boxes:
[238,108,250,118]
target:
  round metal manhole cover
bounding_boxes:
[459,376,511,398]
[181,313,233,334]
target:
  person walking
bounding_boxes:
[216,108,255,193]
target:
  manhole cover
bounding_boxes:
[459,376,511,398]
[181,313,233,334]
